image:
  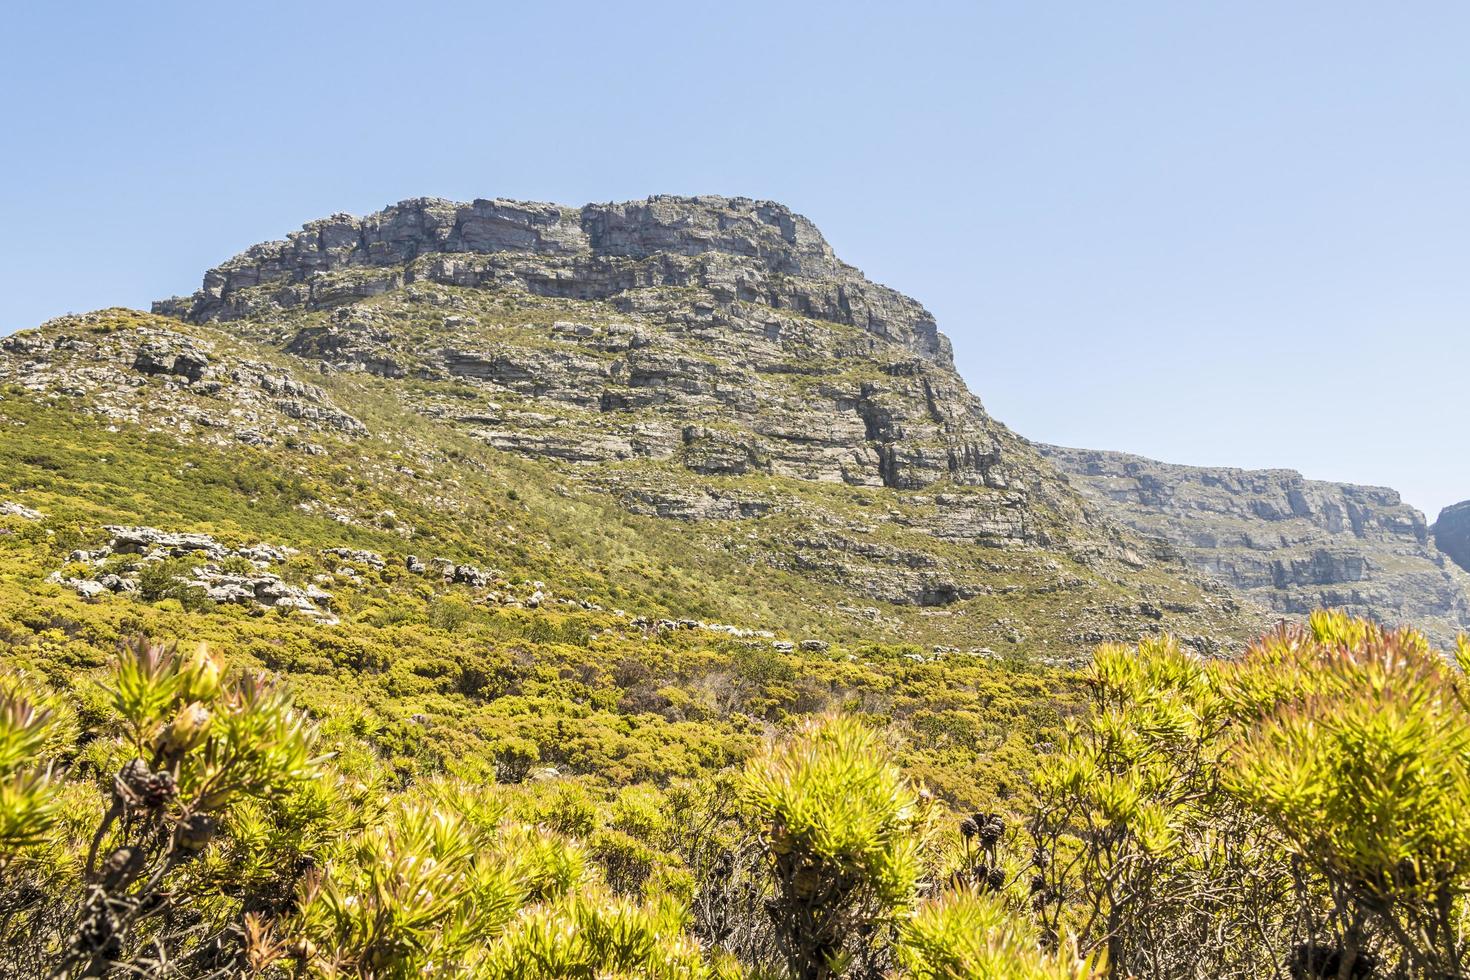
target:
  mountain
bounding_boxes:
[0,194,1255,666]
[1041,445,1470,647]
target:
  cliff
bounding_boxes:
[1042,445,1470,647]
[1434,500,1470,576]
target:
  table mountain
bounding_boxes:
[0,195,1258,659]
[1042,445,1470,647]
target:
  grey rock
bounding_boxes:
[1043,446,1470,647]
[454,564,491,587]
[106,526,228,559]
[321,547,386,569]
[99,574,135,593]
[133,339,213,383]
[204,579,259,604]
[275,398,367,435]
[237,543,293,563]
[0,501,44,520]
[70,580,107,599]
[157,196,950,366]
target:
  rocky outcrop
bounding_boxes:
[0,311,367,448]
[1042,446,1470,647]
[51,526,338,623]
[1434,501,1470,576]
[0,502,44,520]
[154,196,950,366]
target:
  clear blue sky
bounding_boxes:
[3,2,1465,518]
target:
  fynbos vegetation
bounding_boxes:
[0,613,1464,977]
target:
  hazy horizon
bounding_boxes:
[2,2,1464,517]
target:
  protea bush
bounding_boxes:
[1225,614,1470,977]
[897,888,1098,980]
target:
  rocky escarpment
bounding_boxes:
[149,198,1054,509]
[153,195,949,366]
[1042,446,1470,647]
[1434,501,1470,576]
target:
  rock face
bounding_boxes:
[150,198,1043,504]
[1434,501,1470,576]
[1042,446,1470,647]
[154,195,950,366]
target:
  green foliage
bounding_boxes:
[1033,612,1470,978]
[4,329,1463,977]
[1225,612,1470,976]
[741,714,933,978]
[88,640,320,966]
[898,889,1098,980]
[0,676,66,858]
[135,556,208,608]
[295,802,531,975]
[479,891,709,979]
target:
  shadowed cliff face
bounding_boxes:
[1435,501,1470,576]
[1042,445,1470,647]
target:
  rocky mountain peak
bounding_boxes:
[0,192,1219,652]
[154,195,950,366]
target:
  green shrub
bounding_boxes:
[740,714,933,978]
[42,638,325,976]
[1225,614,1470,977]
[898,889,1098,979]
[1032,612,1470,978]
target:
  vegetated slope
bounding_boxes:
[1042,444,1470,647]
[0,308,1062,805]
